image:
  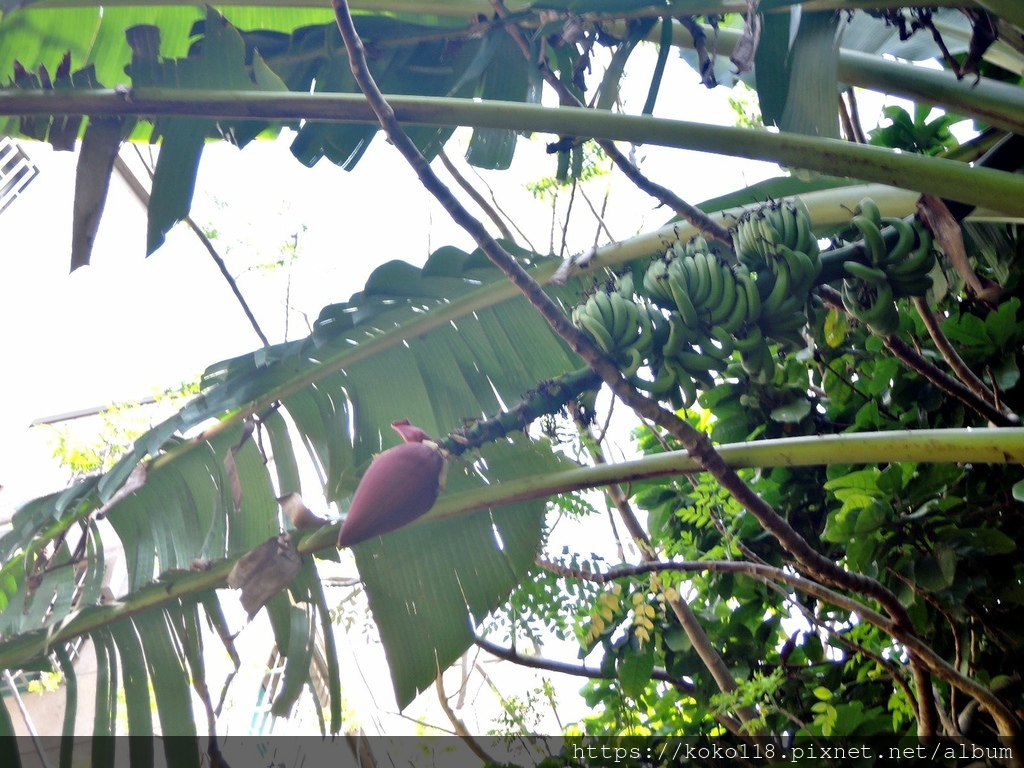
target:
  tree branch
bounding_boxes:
[488,0,734,249]
[434,674,494,763]
[576,413,758,734]
[473,635,698,695]
[818,284,1018,426]
[553,559,1020,740]
[913,297,1017,421]
[436,148,516,243]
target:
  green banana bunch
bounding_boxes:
[735,199,818,270]
[730,199,822,350]
[838,197,935,335]
[648,240,763,334]
[839,200,897,335]
[841,277,900,336]
[880,217,936,298]
[753,245,821,349]
[845,197,935,294]
[573,289,648,372]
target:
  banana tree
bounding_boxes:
[1,0,1024,761]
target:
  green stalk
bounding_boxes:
[0,180,903,575]
[2,427,1018,671]
[629,20,1024,137]
[3,89,1023,216]
[836,48,1024,136]
[407,427,1024,531]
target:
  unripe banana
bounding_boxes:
[685,234,711,258]
[663,311,698,358]
[735,212,768,270]
[668,266,701,327]
[741,335,775,383]
[857,197,882,229]
[629,364,678,396]
[648,305,671,353]
[733,324,764,353]
[735,265,762,325]
[879,217,915,265]
[591,291,615,331]
[675,365,698,409]
[608,292,636,348]
[761,256,793,317]
[778,245,817,296]
[708,325,737,358]
[888,220,936,280]
[758,213,781,255]
[575,308,615,354]
[690,252,714,308]
[842,279,899,336]
[644,259,676,309]
[851,215,887,267]
[779,202,797,251]
[699,253,724,311]
[708,264,738,326]
[675,348,724,375]
[843,260,889,285]
[620,347,644,377]
[677,253,699,295]
[633,303,656,359]
[717,277,750,334]
[793,198,818,257]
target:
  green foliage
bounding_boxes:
[870,104,962,156]
[2,0,1024,755]
[726,82,763,130]
[47,382,198,476]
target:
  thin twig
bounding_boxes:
[434,674,494,764]
[474,635,695,694]
[579,184,616,245]
[488,0,733,249]
[116,153,270,347]
[838,93,859,144]
[466,162,537,251]
[560,175,579,259]
[913,297,1016,421]
[818,285,1018,426]
[844,88,869,144]
[437,148,516,242]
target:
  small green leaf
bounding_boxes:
[991,355,1020,392]
[812,686,832,701]
[769,398,812,424]
[824,308,848,348]
[941,312,990,352]
[617,637,655,699]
